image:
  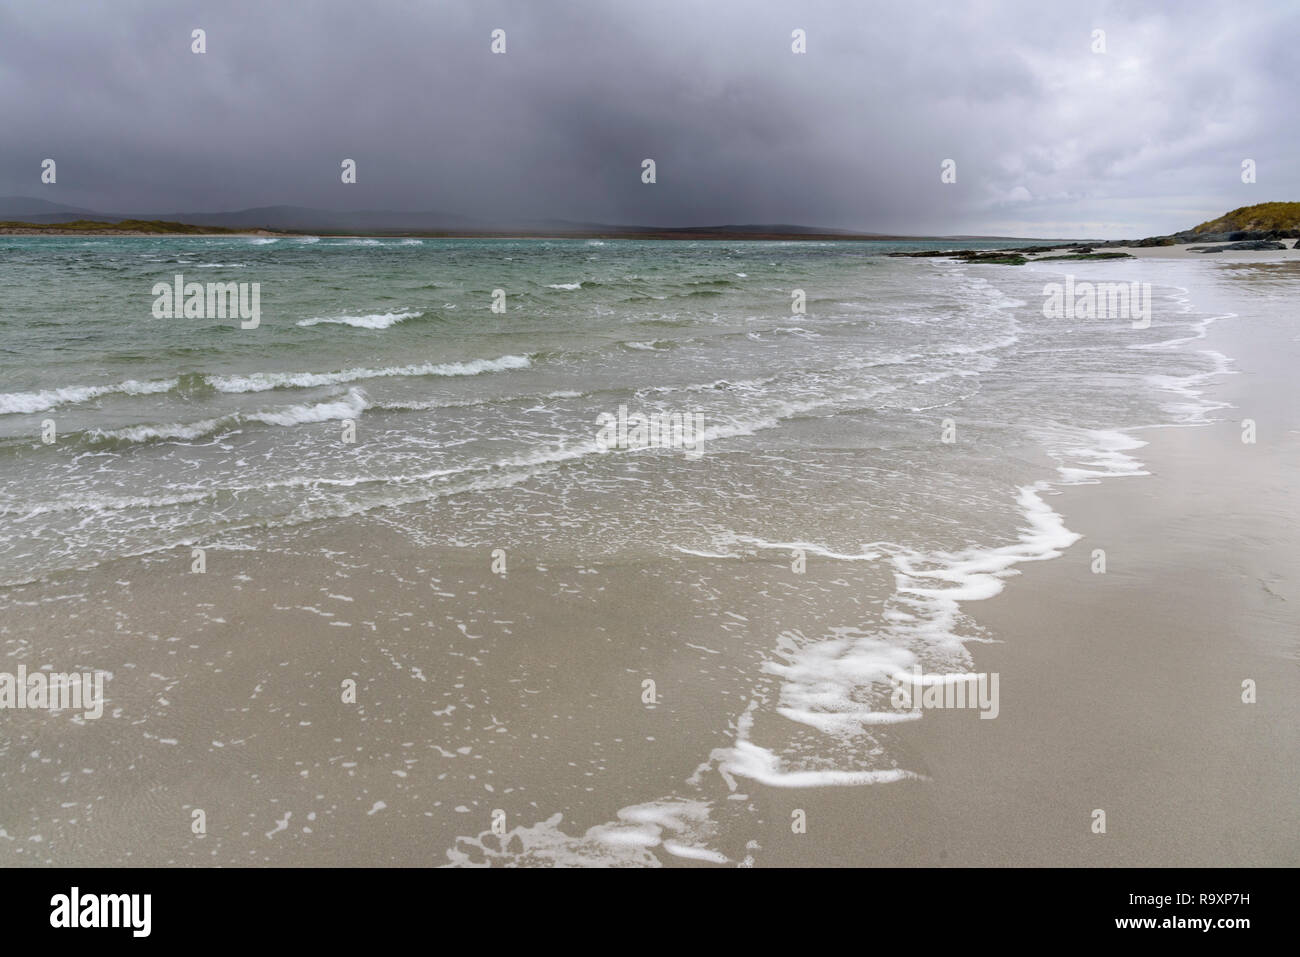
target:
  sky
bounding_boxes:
[1,0,1297,238]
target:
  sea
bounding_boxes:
[0,235,1232,864]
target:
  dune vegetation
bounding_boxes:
[1183,202,1300,236]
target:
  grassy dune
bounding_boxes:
[1185,202,1300,235]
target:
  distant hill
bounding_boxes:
[0,196,105,221]
[0,219,257,235]
[0,196,1032,240]
[0,198,890,237]
[143,206,485,233]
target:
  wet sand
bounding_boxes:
[2,258,1296,868]
[752,268,1300,866]
[1065,242,1300,261]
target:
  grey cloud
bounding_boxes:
[1,0,1296,238]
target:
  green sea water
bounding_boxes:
[0,234,1241,862]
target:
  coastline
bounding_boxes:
[1088,242,1300,261]
[0,228,1040,242]
[749,257,1300,866]
[0,249,1295,867]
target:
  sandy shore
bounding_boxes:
[1,255,1294,868]
[751,259,1300,866]
[1062,242,1300,261]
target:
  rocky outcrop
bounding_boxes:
[887,249,1030,265]
[1175,228,1300,244]
[1187,240,1288,253]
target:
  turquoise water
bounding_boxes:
[0,235,1239,862]
[0,236,1219,586]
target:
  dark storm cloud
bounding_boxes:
[1,0,1297,237]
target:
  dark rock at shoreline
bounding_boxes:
[961,252,1027,264]
[886,248,1030,265]
[1187,240,1288,253]
[1232,239,1289,249]
[1037,251,1134,260]
[1173,228,1300,244]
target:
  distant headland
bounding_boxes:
[888,202,1300,264]
[3,200,1300,249]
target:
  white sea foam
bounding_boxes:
[0,378,178,415]
[3,490,213,519]
[695,379,1193,791]
[718,737,919,788]
[547,282,582,290]
[692,480,1083,789]
[373,388,585,413]
[94,416,233,443]
[703,536,883,562]
[248,388,369,426]
[1143,349,1235,424]
[296,310,421,329]
[207,354,531,393]
[700,705,922,790]
[445,798,725,867]
[1047,427,1150,484]
[86,388,369,443]
[939,332,1019,355]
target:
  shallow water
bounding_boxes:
[0,237,1237,864]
